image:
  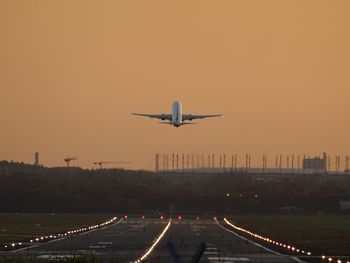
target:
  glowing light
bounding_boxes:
[132,220,172,262]
[5,216,118,251]
[223,218,313,258]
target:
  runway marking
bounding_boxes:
[215,220,306,263]
[37,255,75,260]
[97,242,112,245]
[205,251,219,255]
[88,245,106,249]
[207,256,250,261]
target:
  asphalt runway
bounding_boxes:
[10,218,302,263]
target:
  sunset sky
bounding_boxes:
[1,1,349,170]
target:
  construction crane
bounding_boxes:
[93,161,130,169]
[64,157,77,167]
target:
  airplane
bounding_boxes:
[131,100,223,127]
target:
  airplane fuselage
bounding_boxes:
[171,100,183,127]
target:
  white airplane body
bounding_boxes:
[132,100,222,127]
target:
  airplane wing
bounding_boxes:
[131,113,172,121]
[182,114,223,121]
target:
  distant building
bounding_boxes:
[34,152,39,166]
[303,152,327,171]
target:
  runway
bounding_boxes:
[10,218,303,262]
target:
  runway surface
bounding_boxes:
[10,218,302,262]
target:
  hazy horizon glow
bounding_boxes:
[1,1,349,170]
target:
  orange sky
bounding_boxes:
[1,1,349,170]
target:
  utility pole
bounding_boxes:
[275,155,278,169]
[245,154,248,173]
[336,156,340,173]
[155,154,159,172]
[231,155,234,173]
[235,153,237,172]
[191,154,196,170]
[176,154,179,170]
[182,154,185,171]
[223,154,226,172]
[262,154,265,174]
[279,155,282,174]
[335,156,338,173]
